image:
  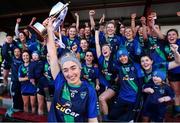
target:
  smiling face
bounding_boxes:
[125,28,133,40]
[106,23,115,36]
[84,27,91,36]
[167,30,178,44]
[19,32,26,42]
[85,51,94,65]
[62,61,81,85]
[68,27,76,39]
[140,56,153,71]
[6,36,13,43]
[22,52,30,63]
[119,55,128,64]
[102,45,111,58]
[32,53,39,61]
[14,48,21,58]
[138,27,143,36]
[79,28,85,37]
[80,39,88,51]
[152,76,162,85]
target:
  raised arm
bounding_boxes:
[148,15,164,39]
[74,12,79,32]
[168,44,180,70]
[131,13,137,36]
[29,17,36,26]
[46,18,60,79]
[89,10,96,30]
[99,13,105,24]
[140,16,148,41]
[15,18,21,37]
[95,30,101,58]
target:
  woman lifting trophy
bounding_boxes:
[28,1,69,42]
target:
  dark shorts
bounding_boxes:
[21,82,37,96]
[48,84,55,96]
[168,72,180,82]
[3,61,11,70]
[21,93,36,96]
[37,88,45,96]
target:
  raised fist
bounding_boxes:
[16,18,21,23]
[131,13,136,19]
[74,12,79,17]
[89,10,95,16]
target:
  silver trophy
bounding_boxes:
[28,2,69,42]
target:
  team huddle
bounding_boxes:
[1,10,180,122]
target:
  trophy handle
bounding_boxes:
[28,22,47,42]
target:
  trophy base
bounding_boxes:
[28,25,46,42]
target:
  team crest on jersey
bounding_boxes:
[80,92,87,99]
[159,88,165,94]
[131,66,135,71]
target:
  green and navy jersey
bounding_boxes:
[2,41,17,63]
[144,36,166,63]
[164,39,180,74]
[44,61,54,85]
[99,32,124,56]
[81,63,99,88]
[11,57,23,81]
[28,41,47,61]
[62,36,80,50]
[143,80,175,104]
[18,63,37,94]
[116,61,144,102]
[16,39,31,51]
[48,73,99,122]
[98,55,117,87]
[124,36,142,62]
[143,62,168,85]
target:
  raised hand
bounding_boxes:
[89,10,95,16]
[170,44,179,53]
[16,18,21,23]
[140,16,146,25]
[177,11,180,16]
[74,12,79,17]
[131,13,136,19]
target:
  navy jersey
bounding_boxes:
[142,80,175,121]
[85,35,95,49]
[28,42,47,61]
[164,39,180,75]
[144,62,168,84]
[81,63,99,88]
[28,60,45,79]
[124,36,142,62]
[44,61,54,85]
[2,41,17,63]
[0,45,3,64]
[11,57,23,81]
[16,39,31,51]
[99,33,124,56]
[77,48,88,63]
[98,55,117,87]
[18,64,37,94]
[48,73,99,122]
[144,36,166,63]
[143,80,175,104]
[116,62,144,102]
[62,36,80,50]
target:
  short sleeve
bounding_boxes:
[87,86,99,118]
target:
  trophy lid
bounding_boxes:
[49,2,67,17]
